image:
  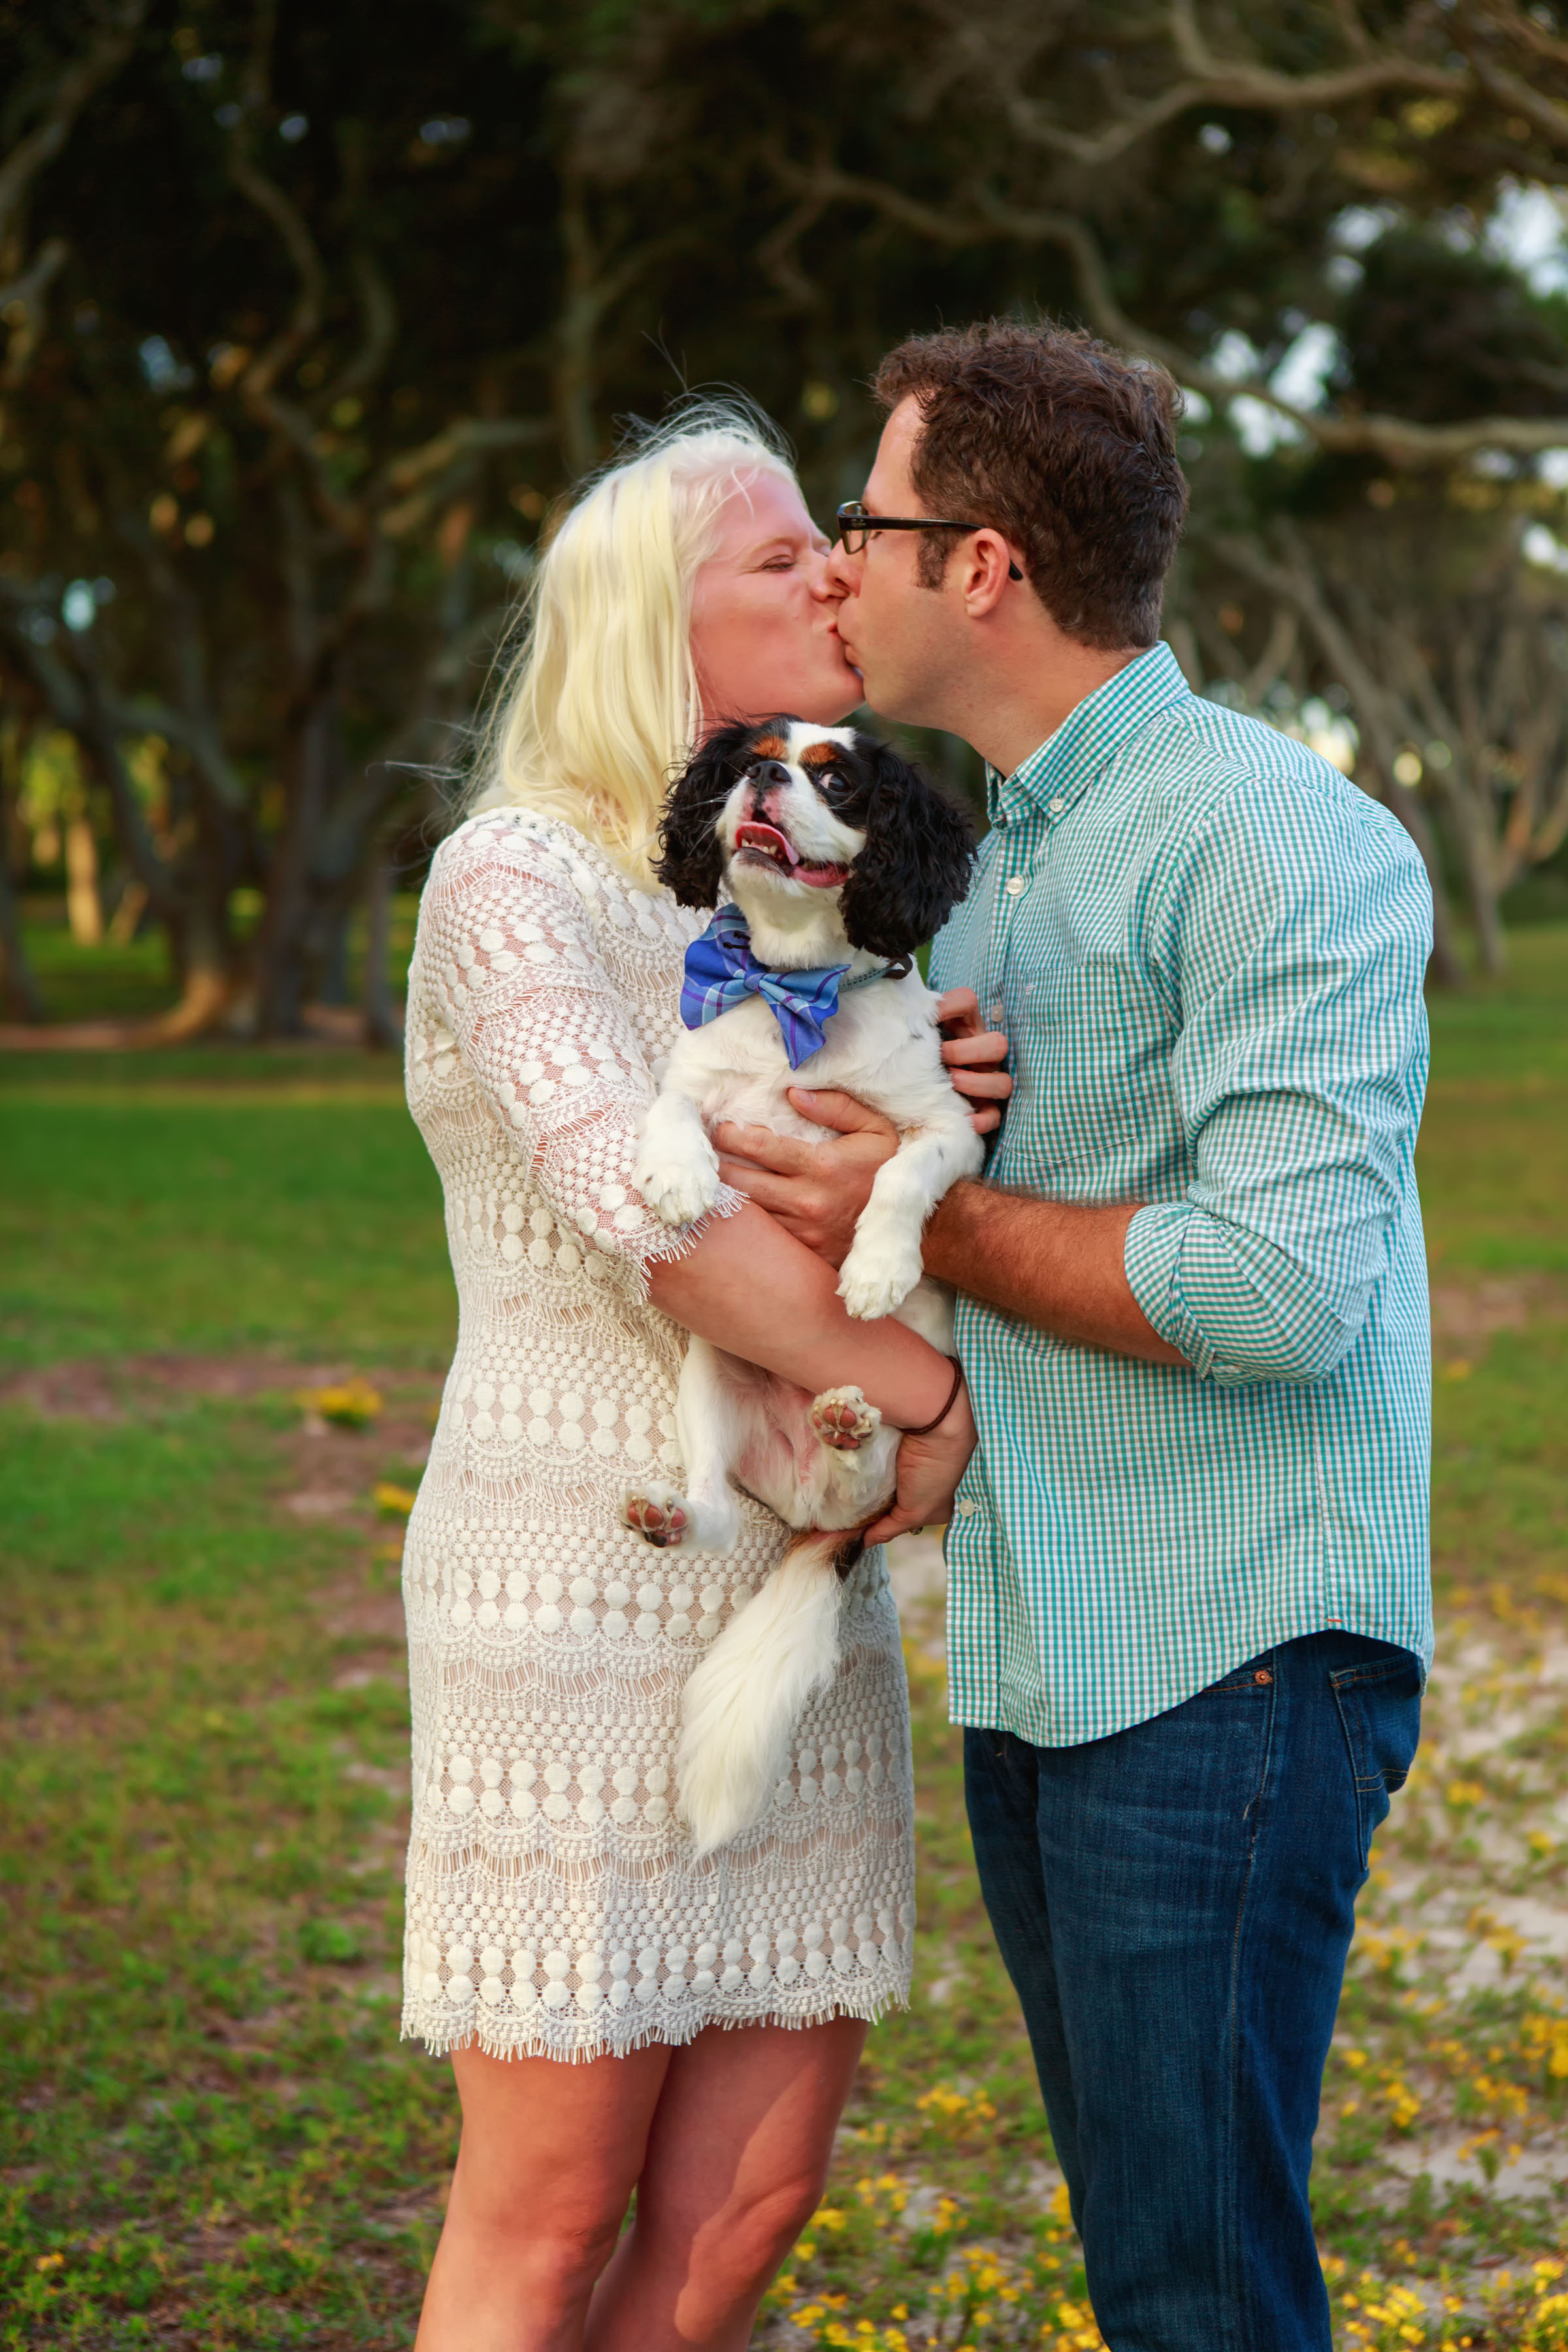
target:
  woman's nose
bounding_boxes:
[818,541,855,598]
[809,544,848,601]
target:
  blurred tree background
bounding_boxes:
[6,0,1568,1035]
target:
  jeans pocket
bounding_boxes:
[1331,1650,1424,1870]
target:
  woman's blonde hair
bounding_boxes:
[470,399,798,879]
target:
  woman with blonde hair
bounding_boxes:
[401,403,996,2351]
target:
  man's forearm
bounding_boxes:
[923,1182,1186,1366]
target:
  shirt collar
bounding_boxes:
[985,640,1192,828]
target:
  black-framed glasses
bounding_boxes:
[836,500,1024,581]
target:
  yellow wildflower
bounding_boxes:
[296,1377,383,1428]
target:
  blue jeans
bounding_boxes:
[964,1631,1422,2351]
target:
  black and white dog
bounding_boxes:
[621,716,981,1852]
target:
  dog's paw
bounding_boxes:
[632,1144,721,1228]
[837,1232,923,1322]
[621,1482,691,1548]
[809,1386,881,1452]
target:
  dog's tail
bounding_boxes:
[674,1523,871,1857]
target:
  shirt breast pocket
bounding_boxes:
[1009,953,1178,1182]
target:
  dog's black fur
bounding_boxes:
[655,717,977,959]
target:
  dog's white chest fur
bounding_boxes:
[675,976,948,1150]
[638,966,980,1321]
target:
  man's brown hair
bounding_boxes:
[872,319,1187,650]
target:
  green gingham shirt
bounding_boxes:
[928,641,1433,1746]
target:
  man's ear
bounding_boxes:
[839,743,977,958]
[653,720,754,907]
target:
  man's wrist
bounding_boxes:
[923,1178,984,1284]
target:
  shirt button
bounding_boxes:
[1048,796,1066,815]
[1004,876,1028,896]
[955,1498,979,1518]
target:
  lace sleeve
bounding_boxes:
[416,814,740,1279]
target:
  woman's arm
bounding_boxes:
[419,818,971,1486]
[646,1201,958,1429]
[648,1202,977,1539]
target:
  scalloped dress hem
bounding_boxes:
[402,1970,912,2063]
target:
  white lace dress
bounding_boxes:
[399,807,916,2061]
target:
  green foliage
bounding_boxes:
[1343,233,1568,427]
[7,1,1568,1017]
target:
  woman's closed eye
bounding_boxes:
[754,532,830,573]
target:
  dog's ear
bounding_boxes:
[839,741,977,958]
[653,719,755,907]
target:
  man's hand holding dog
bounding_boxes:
[713,987,1010,1266]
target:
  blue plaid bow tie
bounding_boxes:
[679,903,853,1071]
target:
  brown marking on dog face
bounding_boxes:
[750,733,787,761]
[800,741,846,768]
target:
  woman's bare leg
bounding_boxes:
[415,2039,671,2352]
[586,2015,867,2352]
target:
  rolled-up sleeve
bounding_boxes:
[1123,774,1431,1386]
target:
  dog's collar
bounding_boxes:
[679,907,909,1069]
[841,953,913,988]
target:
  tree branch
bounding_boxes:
[0,234,67,323]
[0,591,184,918]
[321,247,397,409]
[939,0,1464,169]
[777,155,1568,468]
[0,0,148,252]
[1202,523,1468,983]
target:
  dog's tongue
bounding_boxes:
[735,821,799,867]
[734,819,847,889]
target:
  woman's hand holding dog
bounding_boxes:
[713,988,1010,1267]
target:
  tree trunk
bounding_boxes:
[253,687,340,1037]
[314,902,352,1006]
[1439,787,1508,979]
[1375,781,1470,990]
[0,848,45,1021]
[361,845,404,1051]
[65,817,104,943]
[151,886,235,1039]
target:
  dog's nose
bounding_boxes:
[753,760,792,791]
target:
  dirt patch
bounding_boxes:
[1,1345,440,1689]
[0,1353,355,1420]
[278,1375,440,1674]
[0,1360,128,1420]
[1431,1275,1566,1350]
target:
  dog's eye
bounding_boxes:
[816,769,852,797]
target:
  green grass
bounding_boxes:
[2,934,1566,2348]
[0,1063,449,1371]
[1,1386,455,2347]
[12,902,181,1025]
